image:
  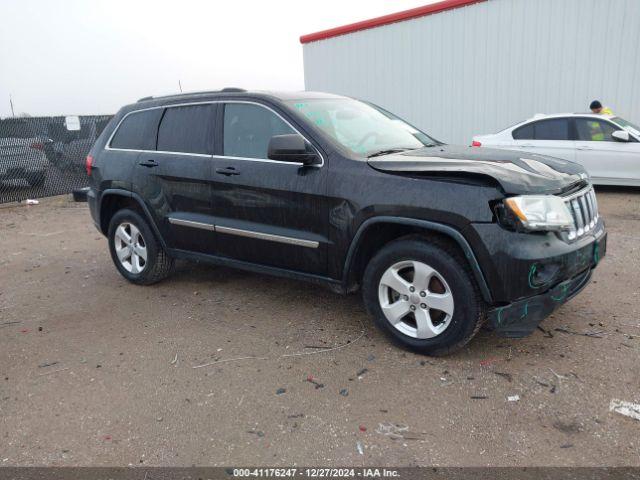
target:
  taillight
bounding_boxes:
[86,155,93,176]
[472,140,482,147]
[30,142,44,151]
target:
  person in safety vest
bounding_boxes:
[587,101,614,141]
[590,100,613,115]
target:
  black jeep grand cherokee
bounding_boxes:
[87,89,606,355]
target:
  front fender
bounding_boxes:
[342,216,493,303]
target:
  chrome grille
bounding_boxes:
[564,187,599,240]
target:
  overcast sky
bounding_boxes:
[0,0,432,117]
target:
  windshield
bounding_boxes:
[286,98,437,157]
[612,117,640,137]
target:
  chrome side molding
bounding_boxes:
[168,218,216,231]
[168,217,319,249]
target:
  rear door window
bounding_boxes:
[575,118,617,142]
[157,104,215,155]
[110,109,163,150]
[223,103,295,159]
[533,119,570,140]
[513,119,570,141]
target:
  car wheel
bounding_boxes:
[362,237,485,356]
[27,172,46,187]
[107,209,174,285]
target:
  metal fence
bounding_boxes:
[0,115,112,204]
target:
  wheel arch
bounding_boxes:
[99,189,168,250]
[342,217,493,303]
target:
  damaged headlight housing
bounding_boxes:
[499,195,574,232]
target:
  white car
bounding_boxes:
[473,113,640,186]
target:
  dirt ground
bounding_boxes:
[0,189,639,467]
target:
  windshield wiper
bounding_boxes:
[367,148,415,158]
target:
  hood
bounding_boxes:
[367,145,587,195]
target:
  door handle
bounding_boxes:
[139,159,159,168]
[577,146,594,150]
[215,166,240,176]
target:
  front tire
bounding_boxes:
[107,209,174,285]
[362,237,485,356]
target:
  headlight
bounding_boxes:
[500,195,574,232]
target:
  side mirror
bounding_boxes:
[612,130,630,142]
[268,134,319,165]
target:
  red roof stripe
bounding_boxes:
[300,0,487,44]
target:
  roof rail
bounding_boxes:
[137,87,247,102]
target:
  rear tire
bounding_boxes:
[362,237,485,356]
[107,209,174,285]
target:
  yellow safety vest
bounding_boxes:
[588,107,614,140]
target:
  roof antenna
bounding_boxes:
[178,80,183,93]
[9,94,15,117]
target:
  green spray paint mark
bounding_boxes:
[551,284,569,302]
[528,264,539,289]
[519,302,529,319]
[528,264,537,288]
[496,307,506,326]
[593,242,600,264]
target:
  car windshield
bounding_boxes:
[612,117,640,137]
[285,98,437,157]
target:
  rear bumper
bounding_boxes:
[487,231,607,337]
[87,187,102,233]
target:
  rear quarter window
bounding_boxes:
[512,124,533,140]
[109,109,163,150]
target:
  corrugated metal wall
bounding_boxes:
[302,0,640,144]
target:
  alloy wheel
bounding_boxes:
[113,222,147,274]
[378,260,454,339]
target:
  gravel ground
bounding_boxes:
[0,189,639,467]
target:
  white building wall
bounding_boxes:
[302,0,640,144]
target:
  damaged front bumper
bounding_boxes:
[487,231,607,338]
